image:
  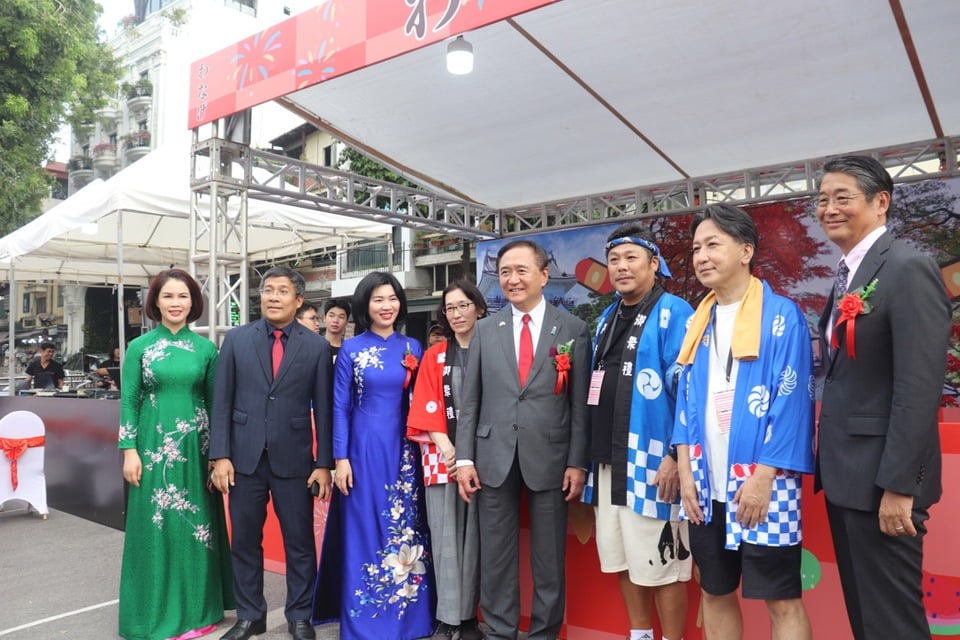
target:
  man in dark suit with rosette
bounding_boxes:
[814,155,952,640]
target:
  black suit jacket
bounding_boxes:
[815,231,951,511]
[210,318,334,477]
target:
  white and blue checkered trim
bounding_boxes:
[626,433,680,520]
[724,463,802,549]
[679,444,712,524]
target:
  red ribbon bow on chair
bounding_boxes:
[0,436,45,490]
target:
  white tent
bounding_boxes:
[280,0,959,210]
[0,139,391,285]
[0,138,392,388]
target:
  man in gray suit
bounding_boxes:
[815,156,951,640]
[456,239,591,640]
[211,266,333,640]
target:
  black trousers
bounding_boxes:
[826,499,929,640]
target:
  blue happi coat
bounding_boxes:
[673,280,815,548]
[582,291,693,521]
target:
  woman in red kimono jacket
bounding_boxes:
[407,280,488,640]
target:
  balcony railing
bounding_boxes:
[122,130,151,150]
[124,79,153,100]
[339,243,405,279]
[125,79,153,112]
[96,99,120,124]
[123,130,152,162]
[68,156,94,187]
[67,156,94,172]
[92,143,118,170]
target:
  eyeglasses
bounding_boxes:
[260,287,296,298]
[441,301,474,316]
[814,193,865,210]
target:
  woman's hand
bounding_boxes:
[335,458,354,496]
[442,446,457,477]
[429,433,457,478]
[122,449,142,487]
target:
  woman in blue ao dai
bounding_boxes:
[316,271,434,639]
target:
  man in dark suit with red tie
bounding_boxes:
[210,266,333,640]
[456,239,591,640]
[814,156,951,640]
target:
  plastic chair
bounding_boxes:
[0,410,49,519]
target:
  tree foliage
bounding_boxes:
[575,199,833,335]
[337,146,420,191]
[888,179,960,261]
[0,0,118,235]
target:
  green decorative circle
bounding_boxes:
[800,548,822,591]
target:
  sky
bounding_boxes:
[97,0,132,39]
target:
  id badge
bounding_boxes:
[714,388,735,434]
[587,369,605,405]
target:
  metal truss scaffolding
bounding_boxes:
[500,136,959,235]
[190,121,251,342]
[190,127,958,340]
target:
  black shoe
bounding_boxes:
[220,619,267,640]
[459,618,486,640]
[288,619,316,640]
[429,622,459,639]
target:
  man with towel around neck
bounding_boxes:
[673,204,815,640]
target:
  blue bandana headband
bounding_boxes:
[604,236,673,278]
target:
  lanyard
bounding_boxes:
[595,285,663,370]
[711,314,734,384]
[595,303,627,368]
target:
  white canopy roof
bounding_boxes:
[282,0,958,209]
[0,139,391,285]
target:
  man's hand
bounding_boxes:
[335,458,353,496]
[457,464,481,503]
[654,455,679,502]
[562,467,586,502]
[211,458,235,495]
[676,445,703,524]
[733,464,775,528]
[679,476,703,525]
[308,468,332,500]
[122,449,142,487]
[879,490,916,537]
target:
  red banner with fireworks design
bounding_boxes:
[187,0,559,127]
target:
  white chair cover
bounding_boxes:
[0,410,49,517]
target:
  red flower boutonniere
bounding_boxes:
[550,339,575,395]
[832,279,878,359]
[402,344,419,389]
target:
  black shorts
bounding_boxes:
[688,500,802,600]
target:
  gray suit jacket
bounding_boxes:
[210,318,334,477]
[815,231,950,510]
[456,303,591,491]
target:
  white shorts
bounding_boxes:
[594,463,692,587]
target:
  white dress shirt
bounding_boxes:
[458,296,548,469]
[511,296,547,365]
[826,225,887,345]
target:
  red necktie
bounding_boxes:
[518,313,533,386]
[272,329,284,378]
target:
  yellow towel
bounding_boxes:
[677,276,763,365]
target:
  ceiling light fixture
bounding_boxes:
[446,35,474,75]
